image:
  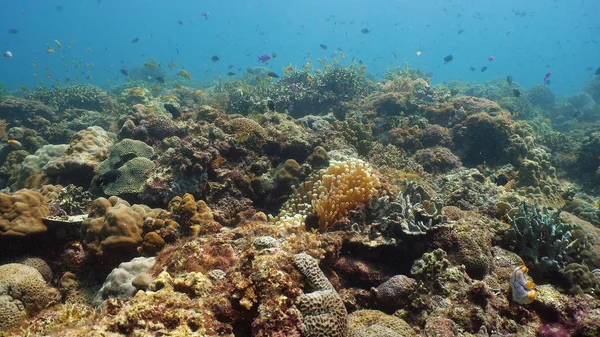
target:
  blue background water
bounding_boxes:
[0,0,598,96]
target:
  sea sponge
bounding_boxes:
[277,158,381,232]
[0,263,57,330]
[294,252,348,337]
[92,256,156,306]
[0,189,49,237]
[82,196,143,259]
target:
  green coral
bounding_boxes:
[95,139,155,196]
[504,204,576,274]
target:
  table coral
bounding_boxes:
[0,189,49,237]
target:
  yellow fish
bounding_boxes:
[144,61,157,69]
[55,40,62,48]
[359,65,366,72]
[178,69,191,80]
[284,64,293,75]
[32,60,37,68]
[46,46,55,55]
[7,140,23,148]
[168,61,177,69]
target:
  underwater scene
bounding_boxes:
[2,0,600,336]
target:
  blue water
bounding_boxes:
[1,0,598,96]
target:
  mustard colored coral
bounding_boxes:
[0,189,49,237]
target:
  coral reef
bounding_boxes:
[93,256,156,306]
[0,189,49,237]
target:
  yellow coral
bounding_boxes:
[276,158,381,232]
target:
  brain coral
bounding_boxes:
[0,189,49,237]
[43,126,114,176]
[0,263,57,330]
[82,196,143,259]
[294,252,348,337]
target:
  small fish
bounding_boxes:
[488,55,495,61]
[319,44,328,50]
[3,51,13,59]
[595,67,600,76]
[457,29,464,34]
[155,76,165,83]
[178,69,191,80]
[55,40,62,48]
[177,20,183,26]
[481,66,488,72]
[257,54,271,62]
[131,37,140,44]
[164,103,181,119]
[202,12,209,20]
[512,89,521,97]
[6,140,23,148]
[361,28,370,34]
[211,55,220,62]
[444,55,453,64]
[495,174,509,186]
[506,75,513,86]
[120,68,128,76]
[144,61,157,68]
[469,66,476,71]
[168,61,177,69]
[284,65,293,75]
[267,100,275,111]
[416,50,422,56]
[227,72,236,76]
[267,71,279,78]
[97,169,122,186]
[543,72,552,85]
[46,47,55,54]
[21,85,28,91]
[8,29,19,34]
[359,65,366,72]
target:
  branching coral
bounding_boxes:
[504,203,576,274]
[276,158,381,232]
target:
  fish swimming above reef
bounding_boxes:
[267,71,279,78]
[96,169,121,186]
[120,69,128,76]
[506,75,513,86]
[211,55,220,62]
[164,103,181,119]
[595,67,600,76]
[319,44,328,50]
[512,89,521,97]
[8,29,19,34]
[469,66,475,71]
[257,54,271,62]
[361,28,370,34]
[3,51,13,59]
[444,55,453,64]
[131,37,140,44]
[481,66,488,72]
